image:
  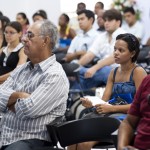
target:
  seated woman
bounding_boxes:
[57,13,76,52]
[0,15,10,48]
[16,12,30,35]
[67,33,147,150]
[0,21,27,84]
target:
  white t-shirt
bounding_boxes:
[68,28,99,54]
[122,21,144,40]
[89,27,126,59]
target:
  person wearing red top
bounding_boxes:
[118,75,150,150]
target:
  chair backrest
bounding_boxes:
[47,117,120,148]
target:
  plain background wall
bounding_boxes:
[0,0,61,25]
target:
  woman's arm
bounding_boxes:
[69,28,76,39]
[132,67,147,91]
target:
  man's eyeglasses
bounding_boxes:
[4,31,18,36]
[23,32,43,40]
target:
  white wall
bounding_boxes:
[0,0,61,25]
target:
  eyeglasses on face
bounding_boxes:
[4,31,18,36]
[23,31,43,40]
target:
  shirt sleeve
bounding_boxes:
[67,36,78,54]
[128,75,150,117]
[15,71,69,119]
[0,75,15,112]
[88,34,104,57]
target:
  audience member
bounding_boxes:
[93,1,104,30]
[74,9,126,90]
[57,13,76,52]
[64,9,99,63]
[94,1,104,15]
[16,12,30,35]
[0,16,10,48]
[69,2,86,34]
[67,33,147,150]
[122,7,144,44]
[96,9,105,33]
[118,74,150,150]
[0,20,69,150]
[32,10,47,22]
[0,21,27,84]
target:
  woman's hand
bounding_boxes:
[95,104,114,114]
[80,97,93,108]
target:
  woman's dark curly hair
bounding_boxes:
[116,33,140,62]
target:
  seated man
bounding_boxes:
[118,75,150,150]
[122,7,144,44]
[64,9,99,64]
[0,20,69,150]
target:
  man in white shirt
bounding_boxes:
[73,9,126,90]
[64,9,99,63]
[122,7,144,43]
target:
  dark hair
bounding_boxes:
[0,16,10,47]
[123,7,135,15]
[116,33,140,62]
[32,10,47,20]
[0,11,3,16]
[77,2,86,9]
[96,2,104,9]
[17,12,30,25]
[77,9,95,24]
[103,9,122,26]
[0,16,10,31]
[61,13,70,23]
[6,21,22,33]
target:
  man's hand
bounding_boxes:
[7,92,30,110]
[84,67,97,78]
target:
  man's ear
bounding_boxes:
[43,36,50,46]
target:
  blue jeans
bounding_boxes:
[71,66,112,90]
[1,139,52,150]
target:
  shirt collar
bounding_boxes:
[83,28,96,37]
[26,54,56,72]
[3,43,23,54]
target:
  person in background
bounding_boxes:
[0,15,10,48]
[118,74,150,150]
[57,13,76,52]
[0,21,27,84]
[67,33,147,150]
[64,9,99,64]
[32,10,47,22]
[69,2,86,34]
[16,12,30,35]
[93,1,104,30]
[0,20,69,150]
[96,9,105,33]
[122,7,144,44]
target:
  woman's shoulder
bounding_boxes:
[133,65,147,74]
